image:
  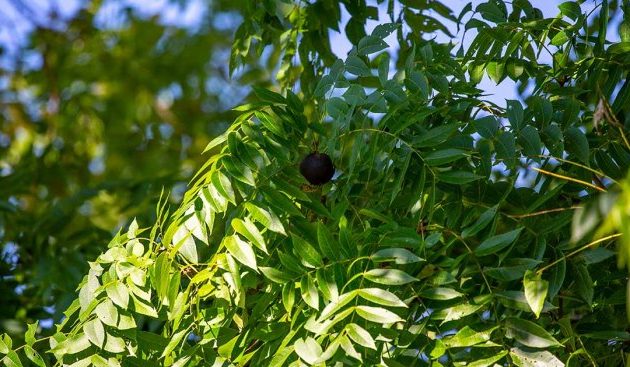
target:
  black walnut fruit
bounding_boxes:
[300,152,335,185]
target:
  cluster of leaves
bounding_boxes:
[0,0,272,335]
[2,0,630,366]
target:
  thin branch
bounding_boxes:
[537,233,622,274]
[532,167,606,192]
[508,205,581,219]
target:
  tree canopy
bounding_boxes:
[2,0,630,366]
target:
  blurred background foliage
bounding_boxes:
[0,0,268,335]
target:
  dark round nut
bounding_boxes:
[300,152,335,185]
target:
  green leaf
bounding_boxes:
[413,123,459,147]
[438,170,481,185]
[245,203,286,235]
[2,351,22,367]
[231,218,267,253]
[519,125,542,157]
[95,300,119,327]
[345,55,372,77]
[255,111,285,137]
[161,328,188,359]
[507,58,525,79]
[316,268,339,302]
[203,133,228,153]
[358,288,407,308]
[485,259,541,281]
[530,96,553,125]
[152,252,170,304]
[357,35,388,55]
[0,334,10,354]
[574,262,594,306]
[301,275,320,310]
[24,322,37,346]
[364,268,417,285]
[84,318,106,349]
[371,23,399,39]
[424,148,468,166]
[222,157,256,187]
[292,235,323,268]
[474,116,499,138]
[507,100,525,131]
[620,21,630,42]
[319,291,358,320]
[477,138,492,177]
[497,291,556,313]
[383,80,406,104]
[386,152,412,204]
[345,323,376,350]
[505,317,562,348]
[505,32,525,57]
[443,325,497,347]
[542,123,564,157]
[23,345,45,367]
[91,355,114,367]
[340,335,362,362]
[355,306,404,324]
[52,333,91,355]
[467,351,508,367]
[131,295,159,318]
[372,248,423,264]
[420,287,464,300]
[294,337,322,365]
[475,228,523,256]
[495,131,516,168]
[407,70,429,99]
[462,205,497,238]
[201,184,227,213]
[260,267,291,284]
[282,283,295,313]
[595,150,622,179]
[558,1,581,20]
[469,62,485,83]
[378,53,390,86]
[314,75,334,97]
[343,85,367,105]
[547,258,566,300]
[286,90,304,113]
[582,247,615,264]
[510,347,564,367]
[317,222,339,261]
[439,300,489,322]
[476,1,506,23]
[487,61,505,83]
[327,97,350,119]
[564,127,590,164]
[106,281,130,309]
[183,207,206,244]
[523,270,549,318]
[104,333,126,353]
[211,171,236,204]
[551,31,569,46]
[264,190,301,219]
[116,310,137,330]
[253,86,286,104]
[224,235,257,271]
